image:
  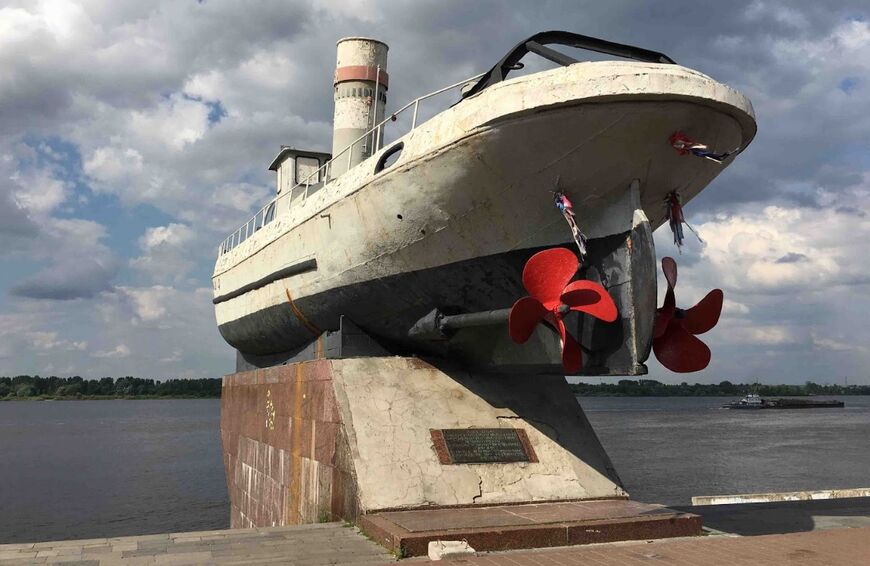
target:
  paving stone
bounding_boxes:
[0,552,36,561]
[109,544,137,553]
[0,544,35,551]
[429,526,870,566]
[134,541,170,553]
[93,556,156,566]
[80,545,114,555]
[34,539,109,549]
[120,549,168,559]
[125,535,170,544]
[153,552,213,565]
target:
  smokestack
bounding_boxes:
[331,37,389,178]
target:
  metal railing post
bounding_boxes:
[217,72,488,256]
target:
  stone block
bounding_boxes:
[222,356,626,532]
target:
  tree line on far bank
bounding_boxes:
[571,379,870,397]
[0,375,221,399]
[4,375,867,400]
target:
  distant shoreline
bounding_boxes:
[571,379,868,397]
[4,376,867,400]
[1,376,222,400]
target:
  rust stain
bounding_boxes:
[289,364,304,523]
[285,288,322,336]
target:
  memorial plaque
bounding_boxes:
[430,428,538,464]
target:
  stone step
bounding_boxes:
[359,499,701,557]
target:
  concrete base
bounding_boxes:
[360,500,702,557]
[221,356,626,529]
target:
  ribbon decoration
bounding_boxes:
[670,131,738,164]
[554,191,588,261]
[664,191,703,252]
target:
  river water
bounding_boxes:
[1,396,868,543]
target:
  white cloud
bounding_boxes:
[128,94,210,151]
[26,331,87,352]
[813,335,866,352]
[91,344,130,358]
[696,188,869,294]
[159,350,183,363]
[11,169,68,215]
[130,223,198,283]
[82,147,143,183]
[743,326,803,345]
[121,286,173,325]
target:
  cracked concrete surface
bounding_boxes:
[329,357,627,512]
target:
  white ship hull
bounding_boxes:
[212,61,755,368]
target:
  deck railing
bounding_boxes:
[218,71,486,256]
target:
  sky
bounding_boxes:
[0,0,867,384]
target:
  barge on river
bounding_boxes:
[723,394,845,409]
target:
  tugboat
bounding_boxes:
[722,394,766,409]
[211,31,756,375]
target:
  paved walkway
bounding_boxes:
[2,519,868,565]
[431,526,870,566]
[677,497,870,535]
[0,523,395,565]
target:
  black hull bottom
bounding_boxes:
[220,225,656,374]
[220,246,541,360]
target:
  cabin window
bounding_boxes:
[296,156,321,185]
[375,142,404,174]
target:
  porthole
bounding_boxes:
[375,142,404,174]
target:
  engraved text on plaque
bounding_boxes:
[430,428,538,464]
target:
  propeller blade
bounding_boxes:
[653,308,672,339]
[661,256,678,290]
[683,289,724,335]
[654,280,677,339]
[508,297,548,344]
[522,248,579,309]
[561,280,618,322]
[654,253,678,339]
[556,318,582,374]
[653,321,711,373]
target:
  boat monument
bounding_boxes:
[214,31,756,555]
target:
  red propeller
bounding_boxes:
[508,248,617,374]
[653,257,724,373]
